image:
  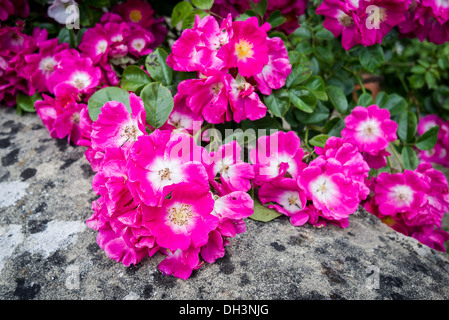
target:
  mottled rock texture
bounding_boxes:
[1,107,449,300]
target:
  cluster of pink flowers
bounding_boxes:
[316,0,413,49]
[364,163,449,251]
[252,131,370,228]
[79,0,166,87]
[0,0,166,148]
[211,0,308,34]
[337,105,449,252]
[0,25,42,106]
[341,105,398,169]
[398,0,449,44]
[416,115,449,167]
[84,94,254,279]
[32,39,102,145]
[0,0,28,21]
[166,14,292,124]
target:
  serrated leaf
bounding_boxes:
[88,87,130,122]
[357,92,374,107]
[250,201,282,222]
[120,65,151,92]
[250,0,267,17]
[171,1,193,27]
[309,134,330,148]
[303,76,327,101]
[16,92,42,113]
[140,83,174,129]
[289,87,317,113]
[285,63,313,88]
[181,9,208,30]
[325,117,345,137]
[145,48,172,86]
[397,111,417,143]
[416,126,439,150]
[359,45,384,72]
[314,27,335,40]
[294,101,330,124]
[266,10,286,29]
[402,146,418,170]
[191,0,214,10]
[375,91,388,107]
[264,89,290,117]
[383,94,407,116]
[327,85,348,114]
[408,74,425,89]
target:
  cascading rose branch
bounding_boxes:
[317,0,449,47]
[85,94,254,280]
[252,131,370,229]
[341,104,398,169]
[416,115,449,167]
[334,105,449,252]
[166,14,292,124]
[364,164,449,252]
[316,0,412,49]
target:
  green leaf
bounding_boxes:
[250,0,267,17]
[181,9,209,29]
[171,1,193,27]
[314,27,335,40]
[291,26,312,39]
[285,63,313,88]
[402,146,419,170]
[397,111,417,143]
[314,46,333,65]
[425,72,438,89]
[120,65,151,92]
[88,87,130,122]
[410,65,426,74]
[327,85,348,114]
[16,92,42,114]
[383,94,407,116]
[235,10,258,21]
[294,101,330,124]
[191,0,214,10]
[357,92,374,107]
[408,74,425,89]
[309,134,330,148]
[416,126,439,151]
[359,45,384,73]
[58,27,76,48]
[249,201,282,222]
[145,48,173,86]
[263,89,290,117]
[289,87,317,113]
[375,91,389,108]
[325,117,345,137]
[295,41,313,55]
[140,83,174,129]
[303,76,327,101]
[266,10,286,29]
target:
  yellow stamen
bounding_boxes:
[129,9,142,22]
[235,39,254,60]
[168,204,193,227]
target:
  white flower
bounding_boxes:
[47,0,79,25]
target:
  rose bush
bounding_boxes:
[1,0,449,279]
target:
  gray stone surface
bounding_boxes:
[1,106,449,300]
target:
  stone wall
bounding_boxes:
[1,107,449,300]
